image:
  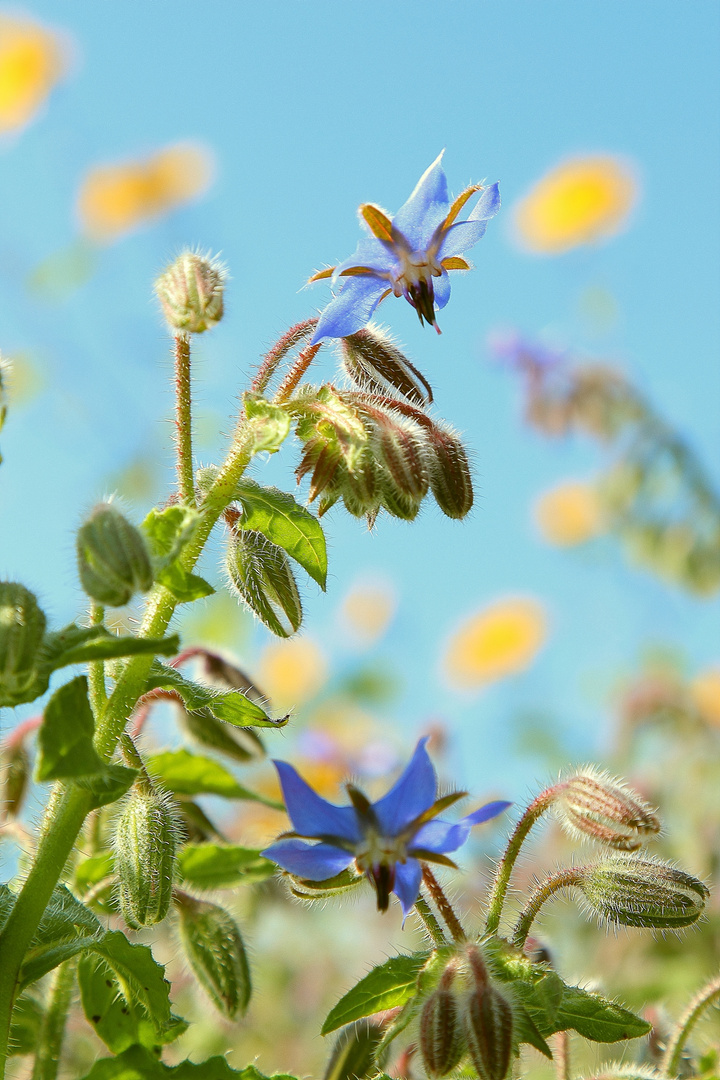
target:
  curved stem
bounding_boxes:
[661,974,720,1077]
[421,865,465,942]
[274,342,322,402]
[414,894,447,947]
[174,333,196,505]
[31,957,77,1080]
[251,318,317,396]
[511,868,584,948]
[484,787,558,935]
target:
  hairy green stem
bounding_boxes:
[87,603,107,719]
[484,787,558,935]
[511,868,584,948]
[31,957,78,1080]
[174,333,196,505]
[661,973,720,1077]
[414,894,447,947]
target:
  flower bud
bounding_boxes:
[175,892,251,1018]
[322,1018,384,1080]
[154,250,226,334]
[340,325,433,406]
[420,986,466,1078]
[114,784,178,928]
[426,423,474,519]
[2,740,30,819]
[579,855,708,929]
[77,503,153,607]
[555,768,660,851]
[0,583,46,707]
[225,529,302,637]
[462,979,514,1080]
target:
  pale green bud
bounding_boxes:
[0,583,46,707]
[175,892,251,1018]
[77,503,153,607]
[155,250,226,334]
[114,785,178,928]
[579,854,708,929]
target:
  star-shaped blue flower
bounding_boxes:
[309,153,500,344]
[262,738,510,916]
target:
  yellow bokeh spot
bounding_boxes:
[690,668,720,727]
[340,581,396,646]
[514,156,638,254]
[258,637,328,710]
[0,15,67,133]
[76,143,213,243]
[444,597,547,689]
[534,481,605,547]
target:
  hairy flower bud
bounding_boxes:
[462,977,514,1080]
[2,740,30,819]
[77,503,153,607]
[579,854,708,929]
[555,768,660,851]
[225,528,302,638]
[154,250,226,334]
[0,583,46,707]
[114,784,178,928]
[322,1019,385,1080]
[426,422,474,519]
[420,985,466,1078]
[175,892,251,1018]
[340,325,433,406]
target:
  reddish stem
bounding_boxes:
[250,318,318,395]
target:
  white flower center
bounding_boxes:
[354,828,408,873]
[390,247,443,298]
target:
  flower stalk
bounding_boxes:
[30,957,78,1080]
[660,974,720,1077]
[174,333,196,505]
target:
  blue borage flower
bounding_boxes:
[309,152,500,344]
[262,738,510,916]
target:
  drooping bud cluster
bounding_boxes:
[174,891,251,1018]
[554,768,660,851]
[0,582,47,707]
[462,948,514,1080]
[154,250,226,335]
[114,781,179,928]
[225,526,302,638]
[578,854,708,929]
[76,503,154,607]
[339,326,434,406]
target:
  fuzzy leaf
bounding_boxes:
[90,931,172,1030]
[244,394,292,453]
[35,676,105,781]
[147,749,283,809]
[145,661,282,728]
[235,479,327,588]
[322,952,428,1035]
[75,852,115,892]
[554,985,651,1042]
[141,505,214,602]
[78,953,186,1052]
[8,993,43,1056]
[42,625,180,670]
[156,562,215,603]
[73,763,138,808]
[19,936,102,991]
[17,885,104,988]
[78,1047,298,1080]
[178,843,275,889]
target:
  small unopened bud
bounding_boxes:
[322,1019,385,1080]
[555,768,660,851]
[420,983,466,1078]
[2,740,30,819]
[462,979,513,1080]
[154,250,226,334]
[579,855,708,929]
[225,529,302,638]
[427,424,474,519]
[114,784,178,928]
[0,583,46,707]
[175,892,251,1018]
[77,503,153,607]
[340,325,433,406]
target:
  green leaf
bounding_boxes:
[73,763,138,808]
[18,885,104,988]
[75,852,115,892]
[147,749,283,809]
[19,936,102,991]
[78,1045,165,1080]
[322,952,428,1035]
[235,479,327,589]
[146,661,283,728]
[178,843,275,889]
[78,953,186,1053]
[0,883,15,932]
[36,676,105,781]
[90,931,173,1031]
[8,993,43,1056]
[156,562,215,603]
[41,624,180,670]
[244,393,292,453]
[554,984,651,1042]
[142,505,215,603]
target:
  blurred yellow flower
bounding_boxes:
[340,580,397,647]
[514,156,638,254]
[258,637,328,710]
[690,668,720,727]
[444,597,547,689]
[534,480,605,546]
[0,14,68,134]
[76,142,213,243]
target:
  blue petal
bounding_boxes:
[392,152,450,251]
[433,270,451,310]
[311,275,390,343]
[412,817,470,854]
[463,800,512,826]
[273,760,361,842]
[373,737,436,835]
[437,220,488,260]
[334,238,397,278]
[262,838,354,880]
[468,182,501,222]
[393,858,423,917]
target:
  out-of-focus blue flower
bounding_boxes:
[262,738,510,916]
[309,152,500,343]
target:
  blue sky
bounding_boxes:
[1,1,719,792]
